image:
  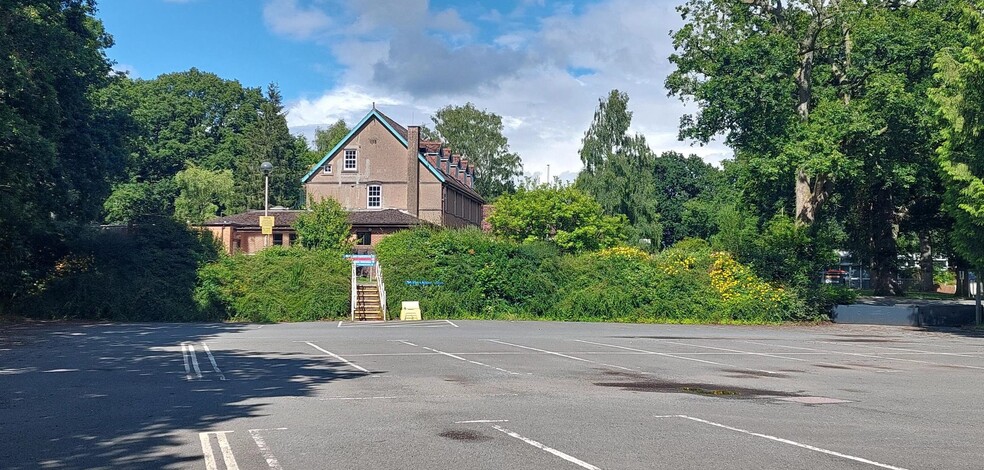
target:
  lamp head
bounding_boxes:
[260,161,273,175]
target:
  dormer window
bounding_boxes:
[344,149,357,171]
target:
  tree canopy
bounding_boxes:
[293,198,352,251]
[577,90,724,248]
[1,0,125,305]
[101,72,308,223]
[931,5,984,269]
[666,0,969,294]
[430,103,523,199]
[488,185,628,253]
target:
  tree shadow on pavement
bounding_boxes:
[0,322,368,469]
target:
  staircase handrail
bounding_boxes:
[350,261,356,321]
[375,260,388,321]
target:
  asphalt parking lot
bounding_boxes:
[2,320,982,469]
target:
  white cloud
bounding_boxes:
[262,0,332,40]
[112,63,138,78]
[278,0,733,176]
[287,85,403,128]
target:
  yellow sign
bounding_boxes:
[400,301,422,321]
[259,216,275,235]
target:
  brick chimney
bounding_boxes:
[407,126,420,216]
[440,148,450,172]
[459,158,469,183]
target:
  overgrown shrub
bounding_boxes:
[18,217,220,321]
[376,228,814,323]
[376,228,562,319]
[195,247,350,322]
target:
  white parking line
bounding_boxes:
[489,340,640,372]
[182,343,202,380]
[491,424,601,470]
[655,415,908,470]
[445,319,459,328]
[397,341,522,375]
[201,343,227,381]
[248,428,287,470]
[304,342,370,374]
[199,431,240,470]
[455,419,509,423]
[816,341,984,358]
[745,341,984,371]
[574,339,780,375]
[653,339,888,372]
[313,393,520,401]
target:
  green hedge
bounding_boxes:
[376,229,813,323]
[18,219,220,321]
[195,247,350,322]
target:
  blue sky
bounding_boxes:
[97,0,730,180]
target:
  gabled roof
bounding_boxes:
[301,108,444,184]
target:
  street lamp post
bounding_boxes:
[260,161,273,247]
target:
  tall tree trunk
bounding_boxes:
[918,231,935,292]
[870,185,903,296]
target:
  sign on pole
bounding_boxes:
[259,216,275,235]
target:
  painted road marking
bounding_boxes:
[445,319,459,328]
[491,424,601,470]
[182,342,226,380]
[816,341,984,358]
[574,339,780,375]
[199,431,239,470]
[182,343,202,380]
[249,428,287,470]
[201,343,227,381]
[745,341,984,371]
[655,415,908,470]
[455,419,509,423]
[397,341,522,375]
[653,339,888,372]
[304,342,371,374]
[489,340,639,372]
[311,393,520,401]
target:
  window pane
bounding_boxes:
[368,185,381,208]
[344,149,357,169]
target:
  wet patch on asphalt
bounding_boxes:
[439,429,493,442]
[594,377,798,399]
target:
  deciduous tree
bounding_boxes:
[173,166,235,224]
[0,0,125,305]
[293,198,352,251]
[488,185,628,253]
[430,103,523,199]
[931,6,984,269]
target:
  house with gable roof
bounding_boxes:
[202,107,485,254]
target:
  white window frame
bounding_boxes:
[343,149,357,171]
[323,163,332,174]
[367,184,381,208]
